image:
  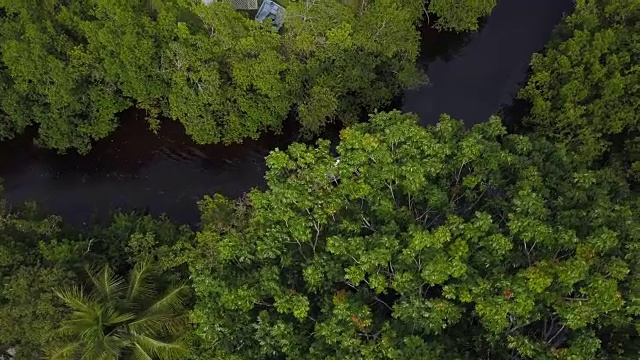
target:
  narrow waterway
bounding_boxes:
[0,0,574,225]
[0,113,296,225]
[403,0,574,125]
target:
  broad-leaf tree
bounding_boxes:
[0,0,129,153]
[519,0,640,179]
[84,211,195,275]
[0,0,426,151]
[78,0,172,122]
[284,0,424,134]
[188,111,639,359]
[51,262,190,360]
[165,1,296,144]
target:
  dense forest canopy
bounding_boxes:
[189,111,639,359]
[0,0,499,153]
[1,0,639,359]
[519,0,640,180]
[0,201,193,359]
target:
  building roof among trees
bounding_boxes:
[255,0,285,29]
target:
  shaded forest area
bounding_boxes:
[0,0,639,359]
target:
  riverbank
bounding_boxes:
[0,0,575,225]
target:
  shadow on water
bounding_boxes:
[0,0,575,225]
[497,97,534,134]
[415,17,479,69]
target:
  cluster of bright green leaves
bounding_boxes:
[188,111,639,359]
[428,0,497,31]
[166,1,297,144]
[284,0,424,134]
[79,0,172,119]
[83,211,195,275]
[0,0,425,152]
[0,0,130,153]
[519,0,640,179]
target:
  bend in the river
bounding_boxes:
[0,0,575,225]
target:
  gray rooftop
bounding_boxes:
[202,0,258,10]
[255,0,285,29]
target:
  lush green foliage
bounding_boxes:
[0,0,424,152]
[0,0,130,152]
[2,109,638,359]
[428,0,497,31]
[187,111,639,359]
[0,200,76,359]
[51,263,189,360]
[0,0,500,152]
[1,1,639,359]
[284,0,423,133]
[0,198,192,359]
[519,0,640,179]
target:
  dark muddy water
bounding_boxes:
[0,0,574,225]
[0,114,296,225]
[403,0,573,125]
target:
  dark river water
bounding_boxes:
[403,0,574,125]
[0,0,574,225]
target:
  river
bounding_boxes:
[0,0,574,226]
[403,0,574,125]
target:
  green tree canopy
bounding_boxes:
[284,0,424,133]
[0,0,425,152]
[0,190,193,359]
[0,199,80,359]
[78,0,172,117]
[187,111,639,359]
[519,0,640,179]
[165,1,297,144]
[0,0,130,153]
[428,0,497,31]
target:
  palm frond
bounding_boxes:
[105,308,136,326]
[86,264,125,301]
[127,311,175,337]
[78,325,108,345]
[133,334,189,360]
[79,335,103,360]
[48,340,82,360]
[54,285,95,313]
[80,347,119,360]
[59,316,99,338]
[131,311,190,338]
[79,331,121,360]
[131,343,154,360]
[147,284,188,313]
[126,261,157,303]
[158,313,190,336]
[128,285,189,337]
[101,335,125,360]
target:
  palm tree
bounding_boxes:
[49,262,189,360]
